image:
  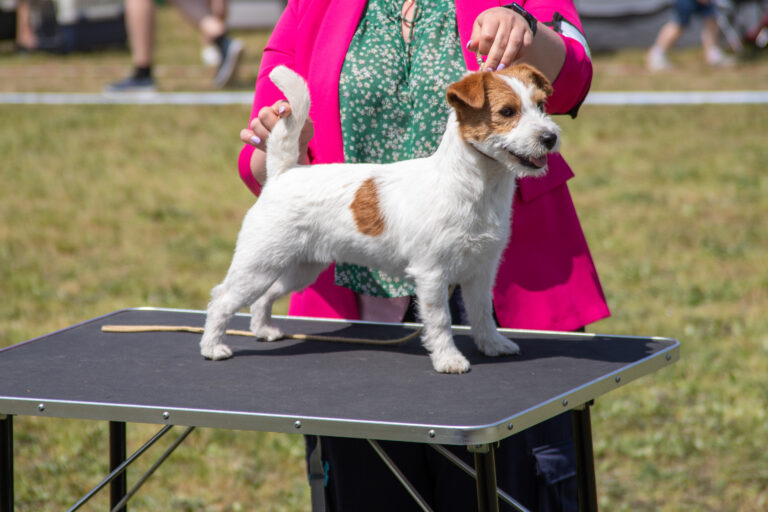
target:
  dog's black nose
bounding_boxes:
[540,132,558,150]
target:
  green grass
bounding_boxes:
[590,46,768,91]
[560,104,768,511]
[1,104,307,511]
[2,6,768,510]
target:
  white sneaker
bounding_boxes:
[647,47,671,71]
[201,44,222,67]
[706,48,736,67]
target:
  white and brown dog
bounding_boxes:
[200,64,560,373]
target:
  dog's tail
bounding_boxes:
[266,65,311,180]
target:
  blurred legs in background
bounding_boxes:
[106,0,243,92]
[201,0,228,66]
[15,0,38,52]
[647,0,735,71]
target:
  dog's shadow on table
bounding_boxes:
[227,326,659,367]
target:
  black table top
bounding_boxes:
[0,308,678,445]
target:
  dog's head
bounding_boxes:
[446,64,560,177]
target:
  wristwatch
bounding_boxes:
[502,3,538,36]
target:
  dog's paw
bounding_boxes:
[478,333,520,357]
[251,324,285,342]
[201,343,233,361]
[431,351,471,374]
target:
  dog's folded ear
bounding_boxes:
[446,72,486,111]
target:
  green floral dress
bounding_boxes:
[334,0,466,297]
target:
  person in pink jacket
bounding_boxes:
[238,1,609,509]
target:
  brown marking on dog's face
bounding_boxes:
[350,178,385,236]
[446,64,553,143]
[502,63,553,99]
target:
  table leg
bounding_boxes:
[572,403,599,512]
[110,421,127,512]
[470,443,499,512]
[1,415,13,512]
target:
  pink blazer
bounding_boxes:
[237,0,610,331]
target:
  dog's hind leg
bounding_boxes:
[249,262,326,341]
[414,270,470,373]
[461,271,520,357]
[200,269,279,360]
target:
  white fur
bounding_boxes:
[200,65,561,373]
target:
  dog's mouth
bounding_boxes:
[508,150,548,169]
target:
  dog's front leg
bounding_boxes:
[414,272,470,373]
[461,271,520,357]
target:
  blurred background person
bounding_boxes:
[647,0,735,70]
[106,0,243,92]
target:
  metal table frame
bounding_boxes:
[0,308,680,511]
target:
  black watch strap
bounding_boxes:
[502,3,538,36]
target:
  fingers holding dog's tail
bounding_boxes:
[268,66,310,125]
[241,100,291,151]
[265,66,312,180]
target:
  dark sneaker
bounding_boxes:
[214,38,244,88]
[104,75,156,93]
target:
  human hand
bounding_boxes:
[240,99,314,153]
[467,6,536,72]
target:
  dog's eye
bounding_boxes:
[499,107,517,117]
[537,101,546,113]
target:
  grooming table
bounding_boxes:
[0,308,679,511]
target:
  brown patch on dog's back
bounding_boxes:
[351,178,385,236]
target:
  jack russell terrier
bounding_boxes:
[200,64,561,373]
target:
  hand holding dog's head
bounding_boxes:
[446,64,560,177]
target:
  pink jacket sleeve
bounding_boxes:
[237,0,301,197]
[522,0,592,117]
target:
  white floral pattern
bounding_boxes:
[335,0,465,297]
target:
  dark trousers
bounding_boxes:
[306,289,579,511]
